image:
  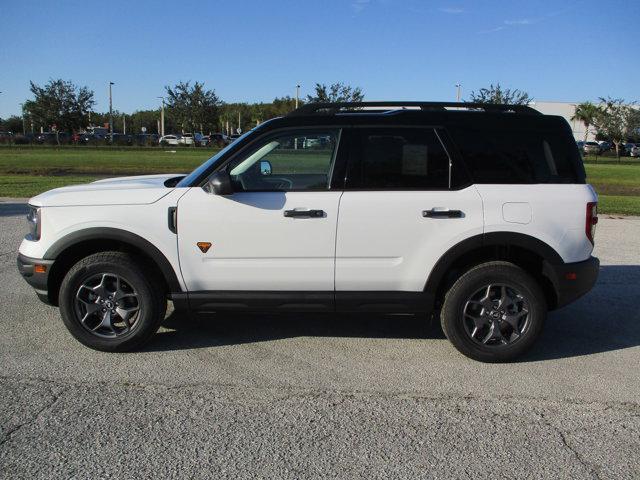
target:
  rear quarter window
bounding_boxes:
[448,126,584,184]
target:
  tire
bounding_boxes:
[58,251,166,352]
[440,261,547,363]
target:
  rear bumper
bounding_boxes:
[17,253,55,305]
[544,256,599,309]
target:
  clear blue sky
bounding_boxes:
[1,0,638,116]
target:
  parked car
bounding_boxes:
[78,133,105,145]
[0,131,14,144]
[134,134,159,146]
[87,127,109,137]
[303,137,321,148]
[159,135,180,146]
[35,132,70,145]
[11,134,30,145]
[597,141,612,152]
[179,133,195,146]
[582,141,602,155]
[630,145,640,157]
[624,143,636,156]
[105,133,132,146]
[208,133,231,147]
[17,101,599,362]
[35,132,52,144]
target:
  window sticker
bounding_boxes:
[402,144,428,175]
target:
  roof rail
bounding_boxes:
[288,101,541,116]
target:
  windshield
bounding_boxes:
[176,125,271,188]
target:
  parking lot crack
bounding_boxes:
[0,385,67,449]
[537,411,602,480]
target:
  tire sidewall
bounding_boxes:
[442,263,547,362]
[59,255,163,351]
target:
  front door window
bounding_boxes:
[224,130,340,191]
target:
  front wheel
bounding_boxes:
[58,251,166,351]
[440,261,547,362]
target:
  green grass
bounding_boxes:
[583,163,640,215]
[583,154,640,165]
[0,146,215,176]
[0,147,638,216]
[585,163,640,197]
[597,195,640,216]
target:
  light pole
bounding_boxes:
[295,84,300,109]
[157,96,165,137]
[455,83,462,102]
[109,82,114,140]
[19,103,26,135]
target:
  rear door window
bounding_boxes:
[346,128,450,189]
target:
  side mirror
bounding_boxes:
[207,171,234,195]
[260,160,272,176]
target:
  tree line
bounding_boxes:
[571,99,640,157]
[1,80,637,155]
[0,79,364,136]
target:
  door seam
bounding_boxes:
[333,191,345,305]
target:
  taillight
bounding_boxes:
[586,202,598,244]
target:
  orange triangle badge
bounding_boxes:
[197,242,212,253]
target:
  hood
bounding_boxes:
[30,173,186,207]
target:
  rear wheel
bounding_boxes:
[59,251,166,351]
[440,261,546,362]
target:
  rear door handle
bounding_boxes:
[284,209,325,218]
[423,208,463,218]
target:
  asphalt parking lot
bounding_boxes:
[0,199,638,479]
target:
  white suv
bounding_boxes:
[17,102,599,362]
[179,133,195,146]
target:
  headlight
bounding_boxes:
[26,205,41,241]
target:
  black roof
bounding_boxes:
[260,101,569,133]
[288,101,541,116]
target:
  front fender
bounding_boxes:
[44,227,183,292]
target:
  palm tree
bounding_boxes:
[571,102,601,143]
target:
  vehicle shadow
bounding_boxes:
[147,310,437,352]
[522,264,640,362]
[0,203,29,217]
[145,265,639,361]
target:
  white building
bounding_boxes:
[529,101,594,142]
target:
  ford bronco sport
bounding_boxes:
[18,101,599,362]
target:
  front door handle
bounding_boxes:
[284,209,325,218]
[168,206,177,233]
[423,208,463,218]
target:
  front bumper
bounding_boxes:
[544,256,600,309]
[17,253,55,305]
